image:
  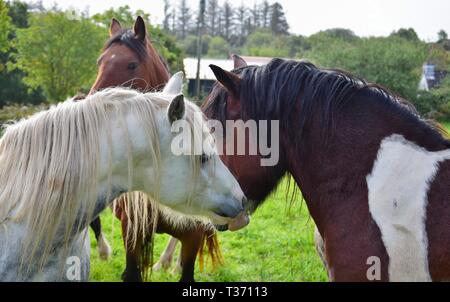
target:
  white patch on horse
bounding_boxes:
[97,234,112,260]
[366,134,450,281]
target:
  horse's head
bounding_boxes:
[154,73,249,231]
[90,16,170,94]
[202,55,287,212]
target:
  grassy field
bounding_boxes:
[88,178,328,282]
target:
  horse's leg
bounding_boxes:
[90,217,112,260]
[116,205,142,282]
[177,228,204,282]
[153,237,179,271]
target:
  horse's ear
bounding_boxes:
[167,94,185,124]
[209,64,241,97]
[134,16,146,42]
[232,54,248,69]
[163,72,184,94]
[109,18,122,37]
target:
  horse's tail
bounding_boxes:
[197,229,224,272]
[115,193,158,282]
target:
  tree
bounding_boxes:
[260,0,270,29]
[221,1,233,42]
[390,28,419,42]
[234,4,247,46]
[306,35,428,101]
[150,26,184,73]
[11,12,104,102]
[438,30,448,42]
[249,2,260,32]
[92,5,150,28]
[206,36,229,58]
[323,28,357,41]
[180,34,209,57]
[287,34,310,57]
[243,29,290,58]
[0,0,45,106]
[162,0,171,32]
[171,7,177,33]
[7,0,28,28]
[427,44,450,71]
[205,0,219,36]
[0,0,12,53]
[269,2,289,35]
[178,0,192,39]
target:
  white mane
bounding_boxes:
[0,88,204,274]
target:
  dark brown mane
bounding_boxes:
[203,58,449,147]
[105,29,148,60]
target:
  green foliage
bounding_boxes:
[91,5,151,29]
[0,103,47,126]
[269,2,289,35]
[322,28,358,42]
[438,29,448,42]
[179,34,210,57]
[243,29,290,57]
[390,28,420,42]
[416,77,450,119]
[150,26,184,73]
[306,35,428,101]
[206,36,229,58]
[7,0,28,28]
[0,1,45,106]
[10,12,104,102]
[0,0,12,53]
[427,44,450,70]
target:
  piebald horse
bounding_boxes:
[203,57,450,281]
[88,17,222,282]
[0,87,248,281]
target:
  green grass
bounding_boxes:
[89,179,328,282]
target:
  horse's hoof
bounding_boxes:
[153,258,172,271]
[171,263,182,275]
[121,271,142,282]
[179,277,195,282]
[97,234,112,261]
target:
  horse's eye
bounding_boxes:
[201,153,209,164]
[127,62,138,70]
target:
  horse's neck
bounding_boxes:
[286,93,448,234]
[146,42,170,89]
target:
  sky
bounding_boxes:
[27,0,450,42]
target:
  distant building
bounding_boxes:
[183,56,273,97]
[418,63,448,91]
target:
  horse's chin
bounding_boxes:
[214,224,229,232]
[211,211,250,232]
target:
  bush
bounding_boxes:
[413,77,450,120]
[0,103,47,127]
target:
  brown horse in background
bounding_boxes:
[89,16,222,282]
